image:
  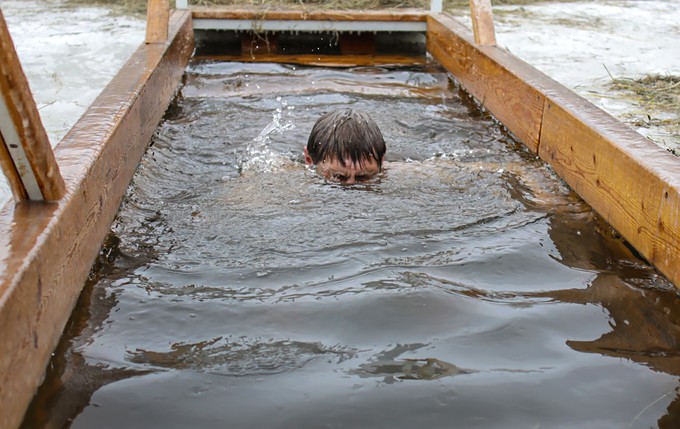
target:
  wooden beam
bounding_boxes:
[426,12,680,288]
[0,10,194,429]
[469,0,496,46]
[0,9,65,201]
[192,53,426,68]
[426,13,544,152]
[145,0,170,44]
[539,91,680,287]
[191,7,429,22]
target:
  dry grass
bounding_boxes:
[607,75,680,152]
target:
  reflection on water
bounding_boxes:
[23,61,680,428]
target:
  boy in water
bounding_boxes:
[305,108,386,184]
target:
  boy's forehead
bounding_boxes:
[321,157,380,173]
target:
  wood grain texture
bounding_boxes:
[193,53,426,67]
[469,0,496,46]
[539,91,680,287]
[192,7,428,22]
[426,12,680,288]
[0,10,193,429]
[0,9,65,201]
[145,0,170,43]
[426,13,543,152]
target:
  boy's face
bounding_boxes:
[305,148,381,184]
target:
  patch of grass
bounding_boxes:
[610,75,680,116]
[607,74,680,151]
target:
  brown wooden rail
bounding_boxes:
[1,4,679,429]
[191,7,429,22]
[427,13,680,288]
[0,10,194,429]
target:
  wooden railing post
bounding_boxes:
[0,9,65,202]
[469,0,496,46]
[146,0,170,44]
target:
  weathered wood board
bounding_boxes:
[427,12,680,288]
[0,10,194,429]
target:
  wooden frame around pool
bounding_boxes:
[0,7,678,428]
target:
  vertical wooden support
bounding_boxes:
[469,0,496,46]
[146,0,170,44]
[0,9,65,201]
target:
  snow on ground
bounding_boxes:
[489,0,680,149]
[0,0,678,205]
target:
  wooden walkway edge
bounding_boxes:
[427,13,680,287]
[0,10,194,429]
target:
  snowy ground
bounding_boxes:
[0,0,678,205]
[485,0,680,150]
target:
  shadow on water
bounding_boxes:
[21,61,680,428]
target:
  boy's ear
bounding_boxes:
[303,147,313,165]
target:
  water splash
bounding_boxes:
[239,97,295,174]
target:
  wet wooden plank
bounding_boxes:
[0,9,65,201]
[192,7,429,22]
[426,12,680,288]
[0,10,194,429]
[193,53,426,67]
[145,0,170,44]
[539,90,680,287]
[426,13,544,152]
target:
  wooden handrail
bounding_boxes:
[469,0,496,46]
[145,0,170,44]
[0,9,65,202]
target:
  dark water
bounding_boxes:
[24,61,680,429]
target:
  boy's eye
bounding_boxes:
[355,175,369,182]
[332,174,349,181]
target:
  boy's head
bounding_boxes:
[304,108,386,184]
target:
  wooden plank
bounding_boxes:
[0,9,65,201]
[340,33,376,55]
[241,32,279,55]
[0,131,27,201]
[192,53,426,67]
[426,13,544,152]
[469,0,496,46]
[539,90,680,287]
[0,10,194,429]
[191,7,429,22]
[425,12,680,288]
[146,0,170,43]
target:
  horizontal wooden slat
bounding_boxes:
[192,7,429,22]
[0,10,194,429]
[426,13,544,152]
[193,53,426,67]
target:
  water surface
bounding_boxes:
[24,61,680,429]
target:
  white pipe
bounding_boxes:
[175,0,188,9]
[430,0,443,13]
[193,19,426,32]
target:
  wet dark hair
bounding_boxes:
[306,108,386,167]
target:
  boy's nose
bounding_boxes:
[344,175,356,185]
